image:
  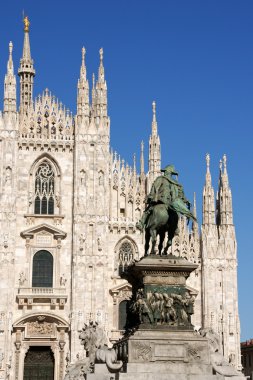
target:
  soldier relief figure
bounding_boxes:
[131,289,195,328]
[136,165,196,255]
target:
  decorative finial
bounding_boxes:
[99,48,103,62]
[223,154,227,170]
[82,47,86,63]
[151,101,158,136]
[9,41,13,55]
[23,15,30,32]
[7,42,13,74]
[140,141,145,175]
[92,73,95,88]
[206,153,210,169]
[219,159,222,171]
[193,192,197,216]
[152,101,156,117]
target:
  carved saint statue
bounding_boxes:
[18,271,26,286]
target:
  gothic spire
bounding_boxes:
[77,47,89,123]
[148,101,161,185]
[202,153,215,225]
[216,155,233,225]
[81,47,87,79]
[7,41,14,75]
[3,41,16,115]
[98,47,105,83]
[18,15,35,114]
[140,140,145,176]
[94,48,107,118]
[192,192,199,237]
[151,100,158,135]
[133,153,136,176]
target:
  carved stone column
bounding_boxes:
[58,328,66,380]
[14,329,22,380]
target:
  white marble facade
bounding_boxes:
[0,21,241,379]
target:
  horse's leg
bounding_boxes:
[165,212,179,255]
[145,230,150,256]
[150,229,157,255]
[164,231,171,255]
[159,231,165,256]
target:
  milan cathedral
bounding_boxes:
[0,18,241,379]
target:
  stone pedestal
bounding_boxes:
[116,329,213,376]
[111,255,245,380]
[125,255,198,330]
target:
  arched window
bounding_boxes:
[118,241,134,275]
[34,162,55,214]
[118,300,128,330]
[32,250,53,287]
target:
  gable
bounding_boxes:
[20,223,67,240]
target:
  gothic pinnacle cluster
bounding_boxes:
[202,153,233,228]
[77,46,109,134]
[201,153,240,368]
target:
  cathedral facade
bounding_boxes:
[0,20,241,379]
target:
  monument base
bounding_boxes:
[111,329,245,380]
[85,256,245,380]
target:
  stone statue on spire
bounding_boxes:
[99,48,103,62]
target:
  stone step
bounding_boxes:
[118,374,219,380]
[87,374,245,380]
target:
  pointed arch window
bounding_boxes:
[118,241,134,275]
[32,250,53,287]
[34,162,55,214]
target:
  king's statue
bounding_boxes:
[136,165,196,255]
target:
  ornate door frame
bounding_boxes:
[12,313,69,380]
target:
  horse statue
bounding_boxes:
[144,204,179,256]
[137,165,196,256]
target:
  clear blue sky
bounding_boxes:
[1,1,252,340]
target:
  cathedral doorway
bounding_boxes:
[23,346,54,380]
[13,313,69,380]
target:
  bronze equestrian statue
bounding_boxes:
[136,165,196,255]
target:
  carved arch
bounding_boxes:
[29,153,62,177]
[13,312,69,329]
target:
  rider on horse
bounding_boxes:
[136,165,196,232]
